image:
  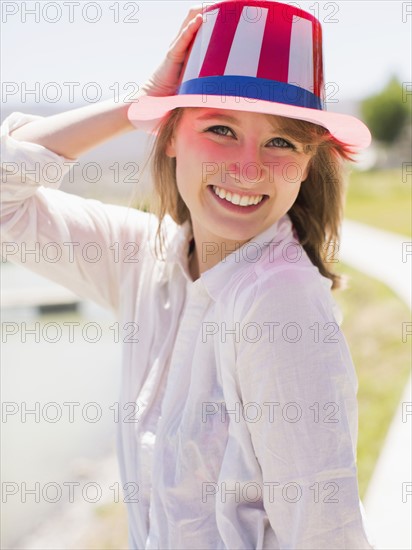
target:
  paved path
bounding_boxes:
[340,219,412,550]
[340,220,411,307]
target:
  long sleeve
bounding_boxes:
[1,112,154,315]
[234,267,375,549]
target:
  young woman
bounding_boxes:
[1,1,376,548]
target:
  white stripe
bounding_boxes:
[181,9,219,83]
[288,17,314,92]
[224,7,268,76]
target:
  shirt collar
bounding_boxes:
[200,214,295,301]
[159,214,296,300]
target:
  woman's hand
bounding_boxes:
[140,7,204,97]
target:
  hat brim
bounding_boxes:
[127,94,371,150]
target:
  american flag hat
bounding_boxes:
[128,0,371,149]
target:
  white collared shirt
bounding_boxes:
[1,112,375,549]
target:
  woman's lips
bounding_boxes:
[207,185,269,214]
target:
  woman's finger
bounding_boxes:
[140,7,204,97]
[176,5,203,35]
[167,13,203,63]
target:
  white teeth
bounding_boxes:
[212,186,264,207]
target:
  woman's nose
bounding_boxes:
[225,146,268,186]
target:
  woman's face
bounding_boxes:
[166,107,313,248]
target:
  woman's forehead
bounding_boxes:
[181,107,295,127]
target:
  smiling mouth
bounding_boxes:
[210,185,267,207]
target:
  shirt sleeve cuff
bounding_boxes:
[1,112,78,189]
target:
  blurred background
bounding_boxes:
[1,1,411,548]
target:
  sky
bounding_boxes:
[1,0,411,109]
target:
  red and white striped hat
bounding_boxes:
[128,0,371,149]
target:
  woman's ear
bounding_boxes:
[301,152,314,182]
[302,163,310,182]
[165,135,176,158]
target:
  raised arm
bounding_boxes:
[1,8,204,313]
[8,97,136,161]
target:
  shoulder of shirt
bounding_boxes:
[122,211,175,255]
[141,213,182,259]
[229,246,336,323]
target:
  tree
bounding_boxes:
[361,77,411,146]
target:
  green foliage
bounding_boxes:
[361,77,411,145]
[345,168,411,236]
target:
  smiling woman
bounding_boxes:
[1,1,376,549]
[151,106,353,286]
[159,108,313,276]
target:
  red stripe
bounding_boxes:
[257,3,293,82]
[312,19,323,99]
[199,4,242,77]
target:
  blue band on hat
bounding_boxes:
[178,76,323,110]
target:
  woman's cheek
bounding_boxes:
[270,156,307,186]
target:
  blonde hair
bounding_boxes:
[147,107,355,290]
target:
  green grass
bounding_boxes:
[334,263,411,498]
[74,502,129,549]
[345,168,411,236]
[342,168,411,497]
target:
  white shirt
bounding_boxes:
[1,112,375,549]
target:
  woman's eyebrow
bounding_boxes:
[194,112,240,124]
[194,112,294,138]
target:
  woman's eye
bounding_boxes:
[268,137,295,149]
[206,125,235,137]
